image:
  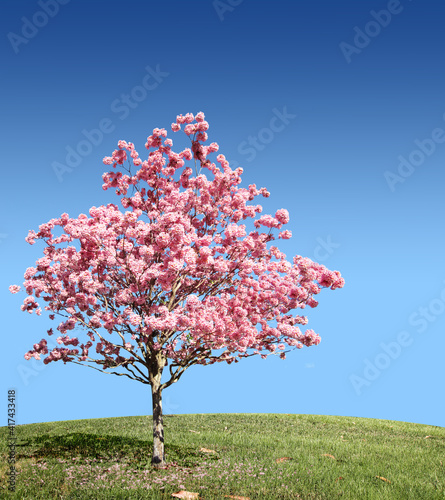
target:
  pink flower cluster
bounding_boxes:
[11,111,344,382]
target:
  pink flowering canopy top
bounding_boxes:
[10,111,344,383]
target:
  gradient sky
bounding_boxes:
[2,0,445,428]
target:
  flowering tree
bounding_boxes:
[10,112,344,467]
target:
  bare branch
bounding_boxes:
[69,360,150,384]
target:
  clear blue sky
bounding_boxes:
[2,0,444,428]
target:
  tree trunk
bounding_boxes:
[151,380,166,468]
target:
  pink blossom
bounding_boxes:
[278,230,292,239]
[195,111,205,122]
[184,124,197,136]
[275,209,289,224]
[11,111,343,398]
[24,267,37,279]
[254,214,280,229]
[129,314,141,326]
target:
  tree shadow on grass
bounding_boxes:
[15,433,219,468]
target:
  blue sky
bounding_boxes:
[2,0,445,428]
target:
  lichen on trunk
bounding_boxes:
[151,381,165,467]
[149,353,166,468]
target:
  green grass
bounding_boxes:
[1,413,444,499]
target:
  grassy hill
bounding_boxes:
[1,413,444,499]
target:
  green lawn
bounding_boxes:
[1,413,444,499]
